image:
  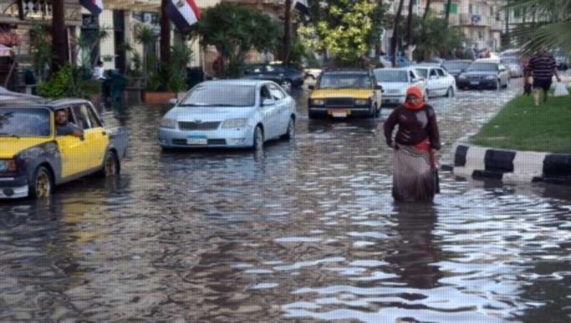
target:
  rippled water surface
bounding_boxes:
[2,83,571,322]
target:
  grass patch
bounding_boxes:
[471,90,571,153]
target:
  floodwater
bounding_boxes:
[1,82,571,322]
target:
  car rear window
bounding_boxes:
[179,84,256,107]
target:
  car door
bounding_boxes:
[72,104,110,170]
[268,83,290,136]
[498,64,509,85]
[54,107,90,179]
[435,68,452,95]
[426,68,440,95]
[260,85,280,139]
[409,70,426,94]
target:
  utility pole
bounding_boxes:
[282,0,292,66]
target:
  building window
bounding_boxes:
[490,6,494,16]
[514,8,522,18]
[445,3,458,14]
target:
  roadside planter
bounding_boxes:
[143,91,178,105]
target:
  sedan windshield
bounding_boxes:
[179,85,256,107]
[318,74,371,89]
[374,70,408,83]
[415,69,428,78]
[442,61,471,71]
[0,108,50,137]
[467,63,498,72]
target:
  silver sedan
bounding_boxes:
[157,80,297,150]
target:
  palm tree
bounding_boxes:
[160,0,171,71]
[51,0,67,74]
[506,0,571,56]
[134,24,159,88]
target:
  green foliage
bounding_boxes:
[298,0,384,66]
[400,16,465,61]
[37,64,73,98]
[167,42,194,93]
[192,3,282,77]
[505,0,571,56]
[134,24,159,89]
[30,25,52,82]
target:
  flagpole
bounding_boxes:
[282,0,292,66]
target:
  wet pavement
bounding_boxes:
[2,80,571,322]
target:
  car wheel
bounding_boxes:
[282,117,295,140]
[280,80,292,92]
[446,86,454,98]
[253,126,264,151]
[29,166,53,199]
[96,150,120,178]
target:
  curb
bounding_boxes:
[449,136,571,185]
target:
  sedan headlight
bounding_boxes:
[310,99,325,106]
[0,159,18,172]
[486,75,495,80]
[222,118,249,128]
[160,118,177,129]
[354,99,370,106]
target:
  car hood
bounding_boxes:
[462,71,497,76]
[310,89,375,100]
[376,82,410,94]
[0,138,50,159]
[167,107,256,122]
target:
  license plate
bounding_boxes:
[187,135,207,145]
[331,110,347,118]
[470,81,479,85]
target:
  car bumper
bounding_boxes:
[0,176,29,199]
[308,107,372,117]
[157,127,255,149]
[457,79,497,89]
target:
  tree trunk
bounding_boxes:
[159,0,171,88]
[391,0,405,67]
[405,0,414,49]
[282,0,292,65]
[423,0,431,20]
[445,0,452,25]
[51,0,67,74]
[505,5,510,45]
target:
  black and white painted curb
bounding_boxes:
[450,139,571,185]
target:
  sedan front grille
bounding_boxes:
[325,98,354,107]
[178,121,220,131]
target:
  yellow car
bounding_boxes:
[307,69,383,119]
[0,98,128,199]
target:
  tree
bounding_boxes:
[406,0,414,49]
[445,0,453,25]
[504,0,571,56]
[423,0,432,20]
[134,24,159,88]
[298,0,382,67]
[160,0,171,82]
[192,3,281,77]
[391,0,406,67]
[51,0,67,74]
[403,15,465,61]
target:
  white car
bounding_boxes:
[157,80,297,151]
[373,67,427,106]
[414,66,457,97]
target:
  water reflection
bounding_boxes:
[386,202,442,289]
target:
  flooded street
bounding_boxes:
[2,82,571,322]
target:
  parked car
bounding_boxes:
[500,56,524,78]
[373,67,427,106]
[0,98,128,199]
[441,60,473,81]
[158,80,297,151]
[456,61,510,90]
[555,55,569,70]
[242,64,304,92]
[414,66,457,98]
[307,69,382,119]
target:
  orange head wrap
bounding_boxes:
[403,86,425,110]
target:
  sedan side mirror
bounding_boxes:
[262,98,276,106]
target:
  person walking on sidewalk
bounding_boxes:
[384,86,441,202]
[526,47,561,106]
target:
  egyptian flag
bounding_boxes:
[80,0,103,16]
[293,0,310,17]
[166,0,201,32]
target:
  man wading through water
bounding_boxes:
[384,86,441,202]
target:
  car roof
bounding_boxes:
[374,67,412,71]
[443,60,472,63]
[0,97,92,110]
[322,68,370,74]
[201,79,272,86]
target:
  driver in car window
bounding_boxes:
[55,109,84,138]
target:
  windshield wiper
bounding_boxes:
[0,133,20,139]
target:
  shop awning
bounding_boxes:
[103,0,161,12]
